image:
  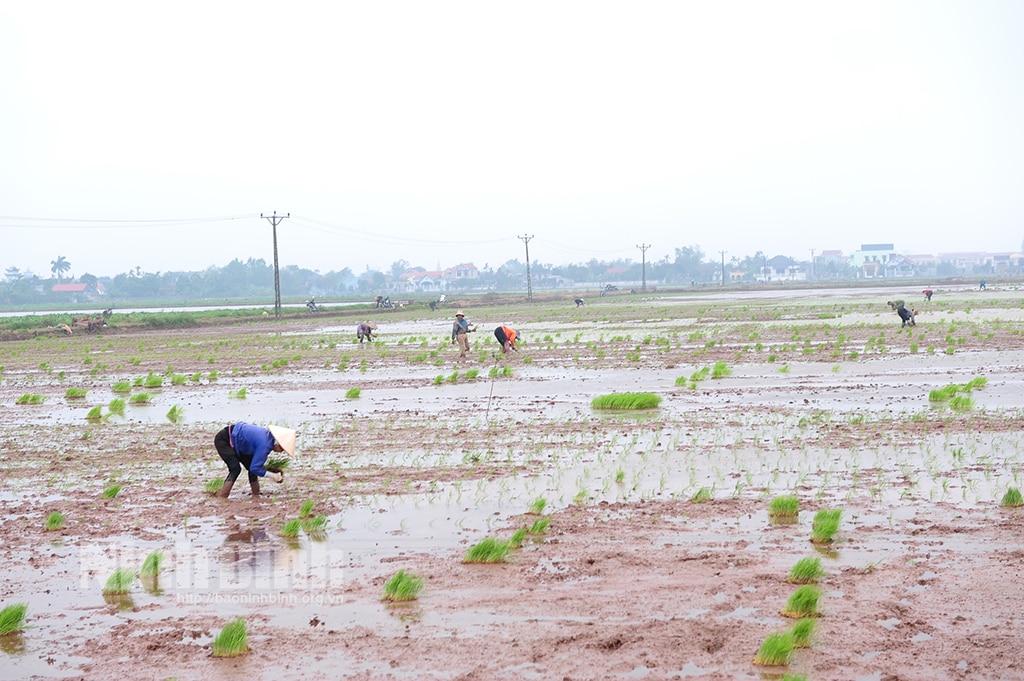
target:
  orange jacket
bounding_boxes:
[501,326,517,345]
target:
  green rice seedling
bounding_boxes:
[44,511,65,531]
[131,377,143,387]
[280,519,301,538]
[382,569,424,602]
[780,675,808,681]
[1000,487,1023,507]
[345,387,361,398]
[229,387,247,399]
[465,368,479,379]
[810,508,842,544]
[527,497,547,515]
[778,364,790,373]
[204,478,223,494]
[781,585,822,618]
[302,515,328,534]
[710,361,732,379]
[529,517,551,535]
[16,394,45,405]
[509,528,528,548]
[143,372,163,388]
[64,387,88,399]
[190,372,203,382]
[463,537,512,563]
[211,618,248,657]
[447,371,459,383]
[674,375,688,386]
[949,395,974,412]
[165,405,185,423]
[266,455,291,471]
[768,494,799,518]
[691,487,712,503]
[299,499,314,518]
[790,617,816,648]
[108,398,126,415]
[85,406,105,421]
[433,374,444,385]
[590,392,662,410]
[140,550,164,577]
[0,603,28,636]
[615,469,626,483]
[787,556,825,584]
[129,392,152,404]
[752,631,793,666]
[102,484,122,499]
[967,376,988,390]
[170,374,187,386]
[111,381,132,393]
[102,568,136,595]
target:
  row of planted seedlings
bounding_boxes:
[749,495,844,676]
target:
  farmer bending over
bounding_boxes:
[494,325,520,353]
[356,322,377,343]
[213,423,295,498]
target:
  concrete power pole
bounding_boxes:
[809,248,816,281]
[719,250,726,287]
[519,234,534,301]
[261,212,289,319]
[636,243,650,292]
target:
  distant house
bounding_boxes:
[51,282,104,302]
[52,283,88,294]
[443,263,479,284]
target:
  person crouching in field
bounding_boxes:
[494,325,520,353]
[213,423,295,499]
[357,322,377,343]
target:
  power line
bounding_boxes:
[261,212,289,320]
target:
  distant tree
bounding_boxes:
[5,266,22,281]
[50,256,71,282]
[390,260,410,279]
[79,273,98,287]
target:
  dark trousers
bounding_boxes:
[494,327,508,346]
[215,426,257,485]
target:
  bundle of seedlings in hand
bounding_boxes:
[1000,487,1023,507]
[790,617,817,648]
[382,569,424,602]
[590,392,662,411]
[810,508,842,544]
[780,585,822,618]
[44,511,66,531]
[102,569,137,595]
[787,557,825,584]
[768,494,800,519]
[0,603,28,636]
[463,537,512,563]
[102,484,122,499]
[265,455,291,473]
[752,631,793,666]
[211,618,248,658]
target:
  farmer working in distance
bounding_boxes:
[451,310,476,359]
[356,322,377,343]
[213,423,296,499]
[494,325,520,353]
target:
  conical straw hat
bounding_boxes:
[267,425,297,456]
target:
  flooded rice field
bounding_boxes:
[1,285,1023,680]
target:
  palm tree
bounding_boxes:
[50,256,71,283]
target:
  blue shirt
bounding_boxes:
[451,317,469,341]
[230,422,275,477]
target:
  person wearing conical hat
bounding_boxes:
[212,422,296,499]
[450,310,475,359]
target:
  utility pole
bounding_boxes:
[519,234,534,301]
[809,248,816,281]
[636,243,650,292]
[261,212,289,319]
[719,250,726,287]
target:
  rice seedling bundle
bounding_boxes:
[64,387,88,399]
[382,569,424,602]
[810,509,842,544]
[1000,487,1023,507]
[108,398,126,415]
[0,603,28,636]
[781,585,822,618]
[463,537,512,563]
[302,515,328,534]
[590,392,662,411]
[44,511,65,531]
[281,519,301,538]
[204,478,223,494]
[691,487,712,503]
[85,406,104,421]
[528,517,551,535]
[790,617,816,648]
[527,497,547,515]
[752,631,793,666]
[768,495,799,518]
[787,557,824,584]
[299,500,314,518]
[345,387,361,398]
[143,372,163,388]
[140,550,164,577]
[266,455,291,472]
[102,569,136,595]
[16,394,45,405]
[111,381,132,393]
[509,528,528,548]
[102,484,122,499]
[211,618,248,657]
[710,361,732,379]
[165,405,184,423]
[129,393,152,404]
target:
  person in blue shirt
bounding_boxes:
[213,422,296,498]
[450,310,475,359]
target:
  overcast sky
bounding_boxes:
[2,1,1023,280]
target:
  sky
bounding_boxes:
[2,1,1023,280]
